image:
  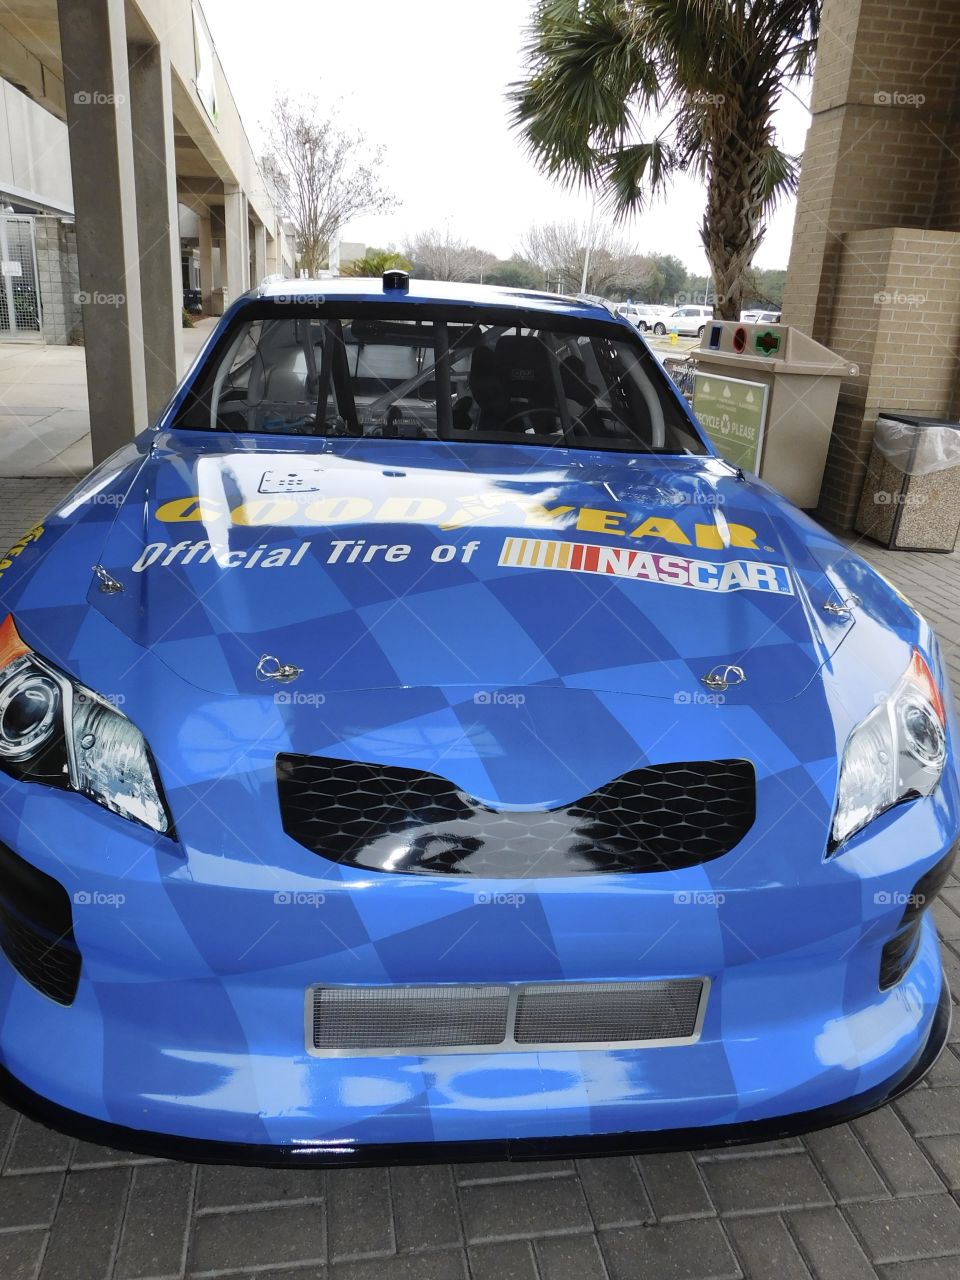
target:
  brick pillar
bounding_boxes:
[783,0,960,527]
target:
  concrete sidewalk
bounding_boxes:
[0,320,215,479]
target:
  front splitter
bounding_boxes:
[0,978,949,1169]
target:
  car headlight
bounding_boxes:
[832,649,947,849]
[0,614,173,835]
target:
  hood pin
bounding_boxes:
[822,595,859,618]
[701,664,746,692]
[256,655,303,684]
[92,564,123,594]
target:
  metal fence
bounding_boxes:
[0,215,42,340]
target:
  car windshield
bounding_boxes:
[172,303,706,455]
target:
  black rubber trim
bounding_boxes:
[0,977,949,1169]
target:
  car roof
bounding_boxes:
[255,276,619,323]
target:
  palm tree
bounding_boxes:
[341,249,411,278]
[510,0,819,319]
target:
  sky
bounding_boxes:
[201,0,812,275]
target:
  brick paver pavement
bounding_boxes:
[1,477,960,1280]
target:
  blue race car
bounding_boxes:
[0,274,955,1166]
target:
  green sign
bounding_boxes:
[692,373,769,472]
[755,329,782,356]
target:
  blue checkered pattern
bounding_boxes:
[0,288,956,1152]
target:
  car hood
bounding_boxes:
[86,433,856,704]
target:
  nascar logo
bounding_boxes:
[498,537,794,596]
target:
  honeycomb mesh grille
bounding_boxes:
[514,980,704,1044]
[309,980,706,1053]
[278,755,755,877]
[312,985,510,1050]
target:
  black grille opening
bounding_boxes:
[0,840,80,1005]
[879,920,922,991]
[278,754,756,876]
[879,844,957,990]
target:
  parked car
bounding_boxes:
[616,303,665,332]
[653,304,714,337]
[0,274,956,1165]
[741,309,782,325]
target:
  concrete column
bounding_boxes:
[242,200,251,287]
[58,0,147,461]
[252,221,267,285]
[198,214,213,312]
[265,229,279,277]
[210,208,225,291]
[127,40,183,420]
[223,184,248,301]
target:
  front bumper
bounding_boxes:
[0,776,956,1164]
[0,974,949,1167]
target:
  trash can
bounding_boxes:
[693,321,853,508]
[855,413,960,552]
[211,287,229,316]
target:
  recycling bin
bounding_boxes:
[694,321,853,508]
[855,413,960,552]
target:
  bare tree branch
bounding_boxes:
[518,220,638,295]
[402,228,497,282]
[263,93,394,277]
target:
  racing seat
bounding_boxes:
[493,335,561,435]
[451,344,511,434]
[560,354,604,440]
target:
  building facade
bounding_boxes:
[0,0,295,459]
[783,0,960,528]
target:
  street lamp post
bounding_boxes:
[580,198,597,295]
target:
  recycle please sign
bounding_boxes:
[692,374,770,473]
